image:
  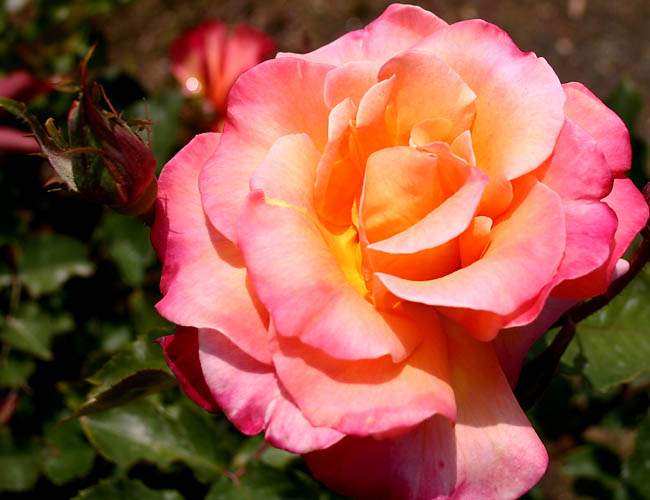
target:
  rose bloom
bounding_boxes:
[169,19,275,120]
[152,4,649,499]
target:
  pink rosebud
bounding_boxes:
[169,20,274,119]
[152,4,649,499]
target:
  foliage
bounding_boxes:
[1,1,649,499]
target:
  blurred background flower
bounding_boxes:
[169,20,274,130]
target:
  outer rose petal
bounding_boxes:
[158,328,219,413]
[264,393,344,454]
[414,20,565,181]
[152,133,271,364]
[278,4,447,66]
[305,322,547,500]
[273,315,455,436]
[493,297,576,388]
[200,57,332,242]
[238,190,423,362]
[563,82,631,175]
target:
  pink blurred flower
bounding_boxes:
[169,20,274,123]
[153,4,648,499]
[0,71,49,153]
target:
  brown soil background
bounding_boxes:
[104,0,650,163]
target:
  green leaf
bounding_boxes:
[0,302,74,360]
[71,369,177,418]
[128,289,172,334]
[43,419,96,485]
[625,415,650,497]
[80,398,229,478]
[0,356,35,388]
[563,273,650,390]
[0,427,43,492]
[17,233,95,297]
[205,462,347,500]
[86,330,172,396]
[94,212,156,287]
[73,477,184,500]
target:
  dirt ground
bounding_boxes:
[103,0,650,157]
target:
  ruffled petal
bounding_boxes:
[238,190,423,362]
[563,82,632,176]
[305,322,547,500]
[273,312,454,436]
[152,133,271,364]
[278,4,447,66]
[200,58,332,242]
[415,20,565,181]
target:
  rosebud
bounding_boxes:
[0,51,157,220]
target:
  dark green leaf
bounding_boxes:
[128,290,172,334]
[563,273,650,390]
[94,212,156,287]
[80,398,227,478]
[0,356,35,388]
[71,369,176,418]
[86,330,172,396]
[43,419,96,485]
[606,80,643,130]
[0,302,74,360]
[17,233,95,297]
[73,477,184,500]
[0,427,43,492]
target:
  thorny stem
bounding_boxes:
[516,183,650,411]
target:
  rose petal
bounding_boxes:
[377,177,565,340]
[305,322,547,499]
[379,50,477,145]
[324,61,379,109]
[278,4,447,66]
[197,328,278,435]
[273,312,454,436]
[158,328,219,413]
[200,57,332,242]
[264,393,345,454]
[537,118,613,201]
[563,82,631,175]
[238,190,424,362]
[415,19,565,181]
[152,133,271,364]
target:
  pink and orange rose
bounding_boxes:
[152,5,648,499]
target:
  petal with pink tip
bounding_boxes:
[200,58,332,242]
[415,20,565,180]
[238,191,423,362]
[278,4,446,66]
[324,61,378,109]
[563,82,631,175]
[379,50,476,145]
[152,133,271,364]
[305,321,547,500]
[273,314,455,436]
[376,178,565,340]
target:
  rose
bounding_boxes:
[169,19,274,127]
[151,4,649,499]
